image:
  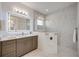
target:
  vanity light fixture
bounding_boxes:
[13,7,28,16]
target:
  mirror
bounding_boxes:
[8,13,30,31]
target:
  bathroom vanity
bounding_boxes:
[0,35,38,57]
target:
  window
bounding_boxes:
[35,15,45,31]
[37,19,43,25]
[37,17,44,26]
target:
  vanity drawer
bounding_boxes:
[2,50,16,57]
[2,40,16,46]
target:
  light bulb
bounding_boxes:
[13,8,18,12]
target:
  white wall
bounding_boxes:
[46,4,77,56]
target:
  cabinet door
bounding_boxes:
[17,37,33,57]
[24,37,33,53]
[33,36,38,50]
[0,41,1,56]
[17,39,24,57]
[2,40,16,57]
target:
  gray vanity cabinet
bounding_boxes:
[0,36,38,57]
[1,40,16,57]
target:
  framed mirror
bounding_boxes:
[8,12,30,31]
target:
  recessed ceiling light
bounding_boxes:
[45,9,48,12]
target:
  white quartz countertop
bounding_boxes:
[0,34,38,41]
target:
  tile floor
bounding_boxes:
[23,46,78,57]
[23,49,57,57]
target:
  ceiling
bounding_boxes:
[21,2,76,15]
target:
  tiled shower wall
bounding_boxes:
[46,3,77,56]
